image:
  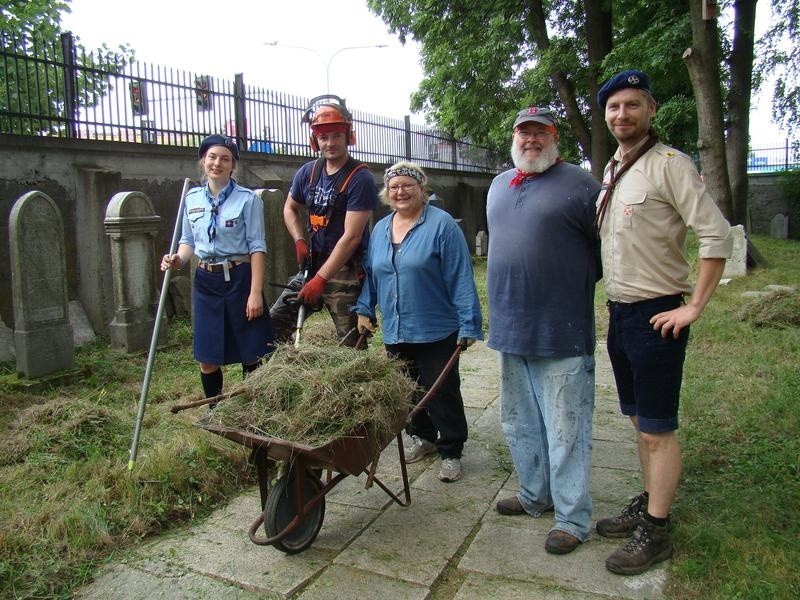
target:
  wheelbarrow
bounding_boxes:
[170,342,465,554]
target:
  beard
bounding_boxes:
[511,142,560,173]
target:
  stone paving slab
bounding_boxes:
[453,573,612,600]
[296,565,428,600]
[458,520,667,599]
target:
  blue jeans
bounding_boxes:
[499,353,595,540]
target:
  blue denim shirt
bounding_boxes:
[355,203,483,345]
[179,179,267,260]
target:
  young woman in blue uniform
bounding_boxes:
[161,134,273,400]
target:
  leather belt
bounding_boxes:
[197,260,244,273]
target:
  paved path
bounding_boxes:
[77,342,666,599]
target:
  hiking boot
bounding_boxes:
[545,530,581,555]
[438,458,462,482]
[605,518,673,575]
[596,492,648,538]
[404,435,437,463]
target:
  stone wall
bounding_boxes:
[0,134,493,332]
[748,172,798,239]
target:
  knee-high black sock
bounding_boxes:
[200,368,223,400]
[242,361,261,378]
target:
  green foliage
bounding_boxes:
[0,0,134,136]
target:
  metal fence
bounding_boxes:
[1,30,499,173]
[747,140,800,173]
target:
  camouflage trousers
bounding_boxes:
[269,262,363,347]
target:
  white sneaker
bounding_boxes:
[438,458,462,482]
[404,435,437,463]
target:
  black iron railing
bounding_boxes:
[1,30,499,173]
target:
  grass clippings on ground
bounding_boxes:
[736,289,800,329]
[207,344,419,447]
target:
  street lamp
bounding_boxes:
[264,42,388,93]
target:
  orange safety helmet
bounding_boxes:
[302,94,356,151]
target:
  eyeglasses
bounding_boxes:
[387,183,418,193]
[515,130,554,140]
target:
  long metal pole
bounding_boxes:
[128,178,191,471]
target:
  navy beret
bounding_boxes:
[513,106,557,129]
[597,70,652,108]
[198,134,239,160]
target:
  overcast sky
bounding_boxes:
[62,0,784,147]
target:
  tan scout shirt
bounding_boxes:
[598,138,732,303]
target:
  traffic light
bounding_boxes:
[129,79,148,115]
[195,75,213,111]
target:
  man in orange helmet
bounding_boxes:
[269,96,377,346]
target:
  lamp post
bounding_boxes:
[264,42,388,93]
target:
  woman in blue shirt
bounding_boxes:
[161,134,274,402]
[355,162,483,482]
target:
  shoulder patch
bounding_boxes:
[665,150,676,158]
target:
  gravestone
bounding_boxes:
[770,214,788,239]
[722,224,747,278]
[9,191,75,376]
[104,191,165,352]
[475,230,488,256]
[256,188,294,306]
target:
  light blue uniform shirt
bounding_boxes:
[179,179,266,260]
[355,203,483,345]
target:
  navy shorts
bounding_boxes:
[606,295,689,433]
[193,263,274,366]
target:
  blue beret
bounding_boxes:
[198,134,239,160]
[597,70,652,108]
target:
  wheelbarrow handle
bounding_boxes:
[169,389,244,413]
[406,344,464,424]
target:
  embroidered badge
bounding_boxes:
[665,151,675,157]
[623,206,633,217]
[627,75,640,85]
[225,219,238,228]
[188,207,205,214]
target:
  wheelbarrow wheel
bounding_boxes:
[264,468,325,554]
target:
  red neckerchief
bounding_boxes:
[508,158,563,187]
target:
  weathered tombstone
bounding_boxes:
[475,230,488,256]
[68,301,96,346]
[9,191,75,376]
[722,224,747,278]
[770,214,789,239]
[104,192,165,352]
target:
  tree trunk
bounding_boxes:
[525,0,593,168]
[683,0,734,220]
[726,0,758,228]
[583,0,613,179]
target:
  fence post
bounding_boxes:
[404,115,412,160]
[451,134,457,170]
[785,138,789,172]
[60,32,78,139]
[234,73,247,151]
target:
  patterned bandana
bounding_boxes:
[384,166,424,186]
[508,158,563,187]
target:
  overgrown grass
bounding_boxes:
[1,236,798,598]
[664,234,800,599]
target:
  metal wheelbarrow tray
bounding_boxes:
[196,405,413,554]
[180,343,463,554]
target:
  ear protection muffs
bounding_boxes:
[302,94,356,151]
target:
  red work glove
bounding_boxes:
[297,274,327,305]
[295,239,310,266]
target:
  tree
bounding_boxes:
[759,0,800,140]
[367,0,696,177]
[0,0,134,136]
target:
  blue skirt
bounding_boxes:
[193,263,274,365]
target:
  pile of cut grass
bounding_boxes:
[207,344,418,447]
[736,289,800,329]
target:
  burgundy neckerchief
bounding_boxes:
[594,130,659,234]
[509,157,563,187]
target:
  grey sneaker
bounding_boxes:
[596,492,648,538]
[404,435,437,463]
[605,518,673,575]
[438,458,462,482]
